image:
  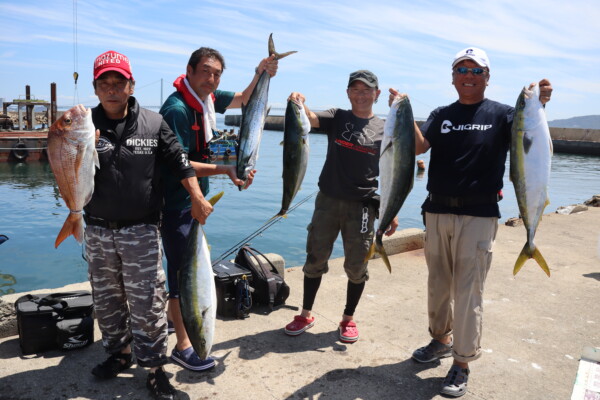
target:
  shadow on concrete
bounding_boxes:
[583,272,600,281]
[283,358,446,400]
[0,337,216,400]
[212,328,348,360]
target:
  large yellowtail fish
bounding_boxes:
[236,33,296,189]
[510,84,552,276]
[366,95,415,273]
[276,99,310,217]
[179,192,223,361]
[47,104,99,248]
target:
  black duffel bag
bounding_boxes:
[14,290,94,355]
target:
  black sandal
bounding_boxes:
[147,367,176,399]
[91,352,133,379]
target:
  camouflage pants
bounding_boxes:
[85,223,168,368]
[303,191,376,283]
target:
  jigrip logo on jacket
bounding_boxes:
[441,120,492,134]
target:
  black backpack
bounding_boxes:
[234,246,290,311]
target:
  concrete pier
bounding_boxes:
[1,207,599,399]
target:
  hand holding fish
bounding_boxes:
[388,88,408,106]
[256,55,278,77]
[536,79,553,105]
[225,165,256,189]
[385,216,399,237]
[287,92,306,104]
[190,194,213,225]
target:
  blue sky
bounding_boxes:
[1,0,598,120]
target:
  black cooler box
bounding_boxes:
[14,291,94,354]
[212,260,253,317]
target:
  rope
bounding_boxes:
[72,0,79,104]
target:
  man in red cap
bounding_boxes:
[84,50,211,400]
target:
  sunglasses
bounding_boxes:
[454,67,486,75]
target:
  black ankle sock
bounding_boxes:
[343,280,365,316]
[302,276,322,311]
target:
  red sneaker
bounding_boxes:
[339,320,359,343]
[284,315,315,336]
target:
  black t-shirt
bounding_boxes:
[316,109,384,201]
[421,99,514,218]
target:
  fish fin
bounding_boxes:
[93,148,100,169]
[208,191,224,206]
[364,242,375,263]
[532,246,551,277]
[268,33,297,60]
[523,132,533,154]
[513,243,551,277]
[94,128,100,146]
[55,212,83,248]
[512,243,529,276]
[381,141,393,156]
[376,241,392,273]
[548,137,554,155]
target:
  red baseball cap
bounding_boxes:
[93,50,134,80]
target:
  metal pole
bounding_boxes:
[25,85,33,130]
[50,83,57,125]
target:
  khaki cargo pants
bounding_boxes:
[424,212,498,363]
[303,191,376,284]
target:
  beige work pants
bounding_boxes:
[424,212,498,363]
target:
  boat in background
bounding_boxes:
[209,129,238,162]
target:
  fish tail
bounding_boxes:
[268,33,297,60]
[376,241,392,274]
[208,191,224,206]
[364,242,375,263]
[513,243,550,277]
[55,212,83,248]
[364,237,392,273]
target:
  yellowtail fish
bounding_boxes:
[179,192,223,361]
[276,99,310,217]
[366,95,415,272]
[510,84,553,276]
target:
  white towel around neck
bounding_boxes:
[183,77,216,144]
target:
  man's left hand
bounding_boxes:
[191,196,213,225]
[257,55,278,77]
[226,165,256,189]
[385,216,399,237]
[538,79,553,105]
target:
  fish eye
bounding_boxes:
[64,118,72,125]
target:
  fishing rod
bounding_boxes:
[212,190,317,264]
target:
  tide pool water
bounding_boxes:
[0,127,598,295]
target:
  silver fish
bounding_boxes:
[366,95,415,273]
[47,104,99,248]
[236,33,296,189]
[510,83,553,276]
[277,99,310,217]
[179,192,223,360]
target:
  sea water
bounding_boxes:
[0,126,598,295]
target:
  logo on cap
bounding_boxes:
[94,50,134,80]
